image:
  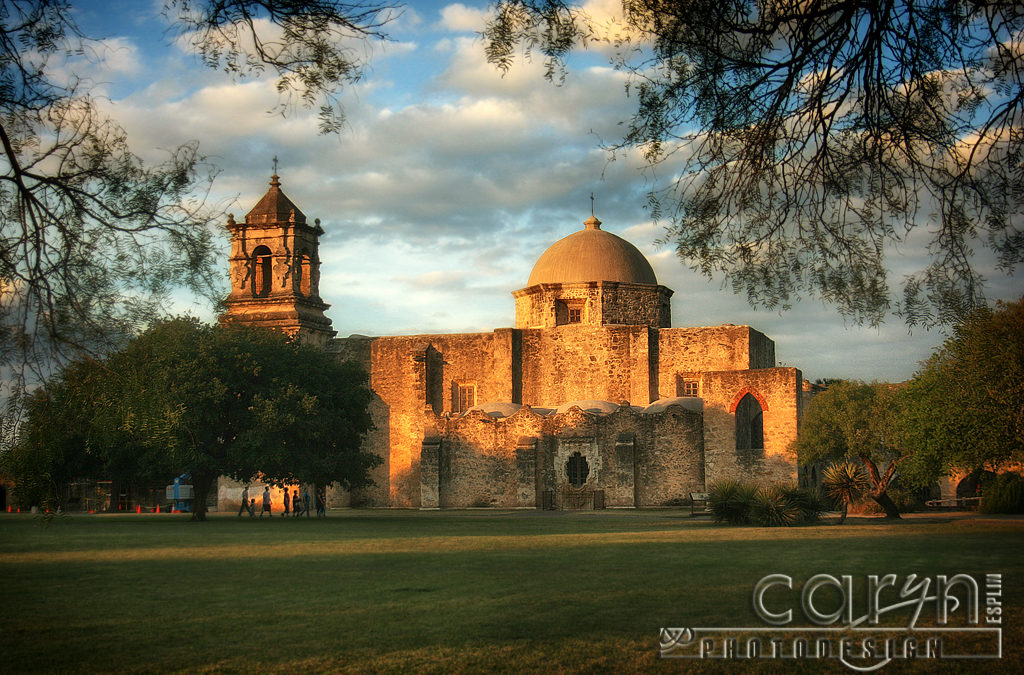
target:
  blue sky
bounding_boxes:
[64,0,1022,383]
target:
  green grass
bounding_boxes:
[2,510,1022,673]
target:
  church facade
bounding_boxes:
[222,176,804,508]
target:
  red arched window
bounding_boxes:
[735,393,765,461]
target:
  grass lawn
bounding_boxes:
[1,509,1022,673]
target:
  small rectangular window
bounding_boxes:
[557,300,584,325]
[455,384,476,413]
[677,376,700,397]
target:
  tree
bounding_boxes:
[794,381,906,518]
[0,359,105,510]
[229,336,379,505]
[7,319,379,520]
[898,297,1024,484]
[485,1,1024,327]
[0,0,398,378]
[168,0,400,134]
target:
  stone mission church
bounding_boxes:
[221,175,804,508]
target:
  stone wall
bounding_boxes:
[333,323,797,507]
[432,407,543,508]
[421,403,705,508]
[519,325,657,405]
[656,326,770,390]
[700,367,801,487]
[334,330,522,506]
[600,283,672,328]
[748,327,776,368]
[513,282,672,329]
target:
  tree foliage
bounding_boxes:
[0,0,398,383]
[794,380,906,517]
[1,0,219,375]
[2,319,379,520]
[0,359,105,509]
[167,0,401,133]
[485,1,1024,326]
[899,296,1024,484]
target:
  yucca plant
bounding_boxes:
[751,486,799,527]
[708,480,758,525]
[821,461,870,524]
[778,485,827,524]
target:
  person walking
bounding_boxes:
[292,489,302,517]
[237,486,249,516]
[302,488,311,518]
[315,488,326,517]
[259,486,272,517]
[281,487,290,517]
[248,498,256,517]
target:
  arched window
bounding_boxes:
[252,246,272,297]
[735,393,764,463]
[566,451,590,488]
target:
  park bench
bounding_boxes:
[690,492,710,516]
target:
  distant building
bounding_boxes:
[221,175,804,508]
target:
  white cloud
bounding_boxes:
[438,3,491,33]
[91,37,143,76]
[77,0,1018,385]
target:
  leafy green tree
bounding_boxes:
[1,360,105,510]
[485,1,1023,326]
[794,381,906,518]
[0,0,398,376]
[899,297,1024,484]
[249,356,378,503]
[8,319,378,520]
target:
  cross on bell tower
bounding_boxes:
[222,172,335,346]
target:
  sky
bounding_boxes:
[65,0,1023,384]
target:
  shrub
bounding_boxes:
[979,473,1024,514]
[708,480,758,525]
[780,485,827,523]
[710,482,827,527]
[751,487,799,527]
[749,486,826,527]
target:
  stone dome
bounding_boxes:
[554,399,620,416]
[526,215,658,286]
[644,397,704,414]
[461,401,523,418]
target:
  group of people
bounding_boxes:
[237,485,326,518]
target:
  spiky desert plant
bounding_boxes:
[751,486,799,527]
[822,461,870,524]
[778,485,827,524]
[708,480,758,525]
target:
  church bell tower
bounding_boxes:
[222,173,335,346]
